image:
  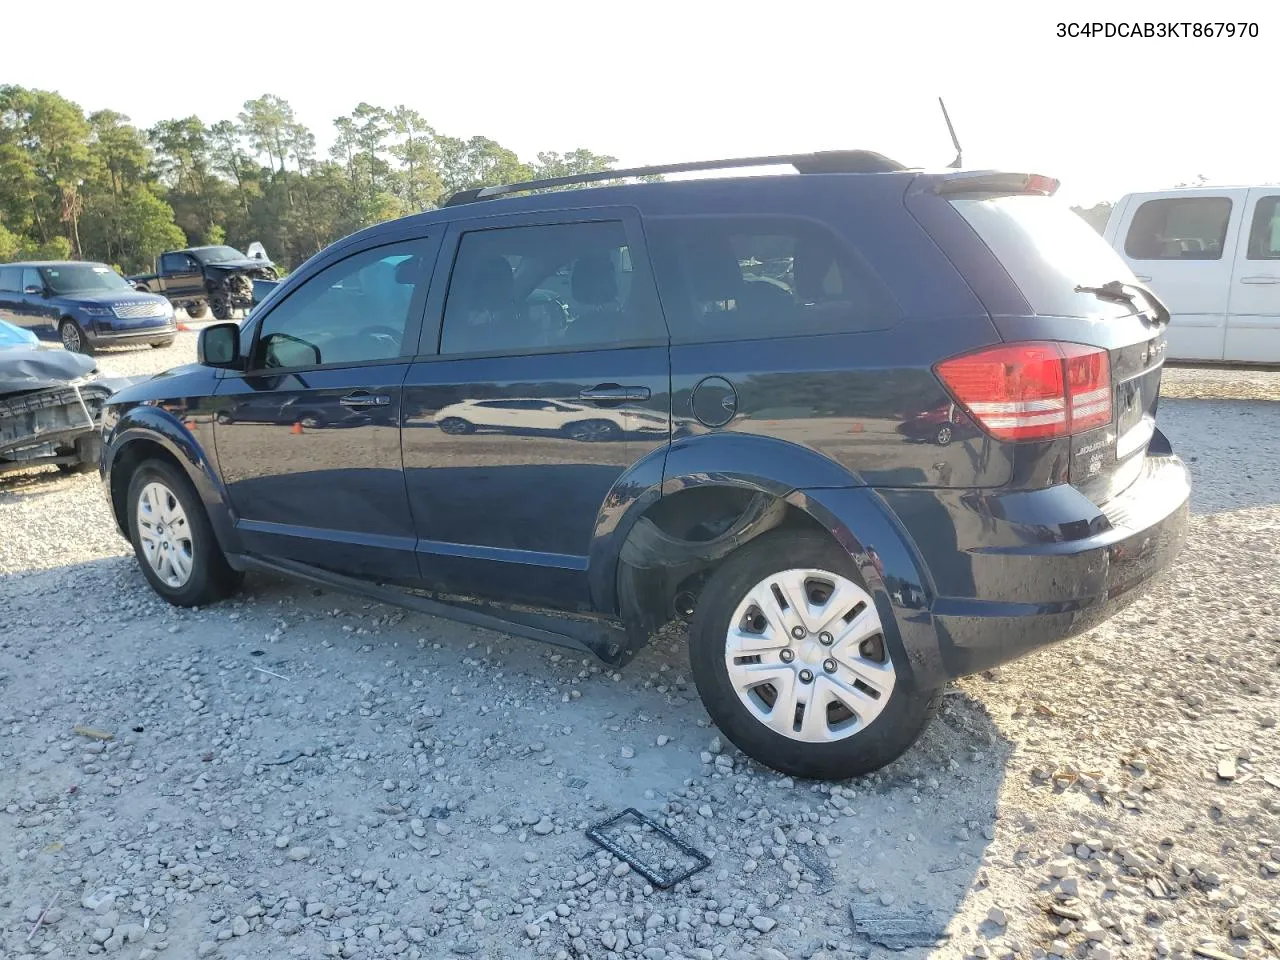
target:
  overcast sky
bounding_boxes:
[10,0,1274,206]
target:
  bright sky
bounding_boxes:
[13,0,1275,207]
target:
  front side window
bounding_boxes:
[1124,197,1232,260]
[440,221,664,355]
[253,239,431,369]
[1246,196,1280,260]
[0,266,21,293]
[646,215,899,342]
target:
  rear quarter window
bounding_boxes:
[950,194,1140,319]
[645,215,900,343]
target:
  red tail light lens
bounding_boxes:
[934,342,1111,441]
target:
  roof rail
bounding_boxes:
[444,149,906,206]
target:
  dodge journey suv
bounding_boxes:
[99,151,1189,779]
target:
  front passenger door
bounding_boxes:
[161,252,202,299]
[213,235,437,582]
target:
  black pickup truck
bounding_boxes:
[128,245,278,320]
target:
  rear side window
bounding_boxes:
[1246,196,1280,260]
[645,216,899,343]
[440,221,664,356]
[951,194,1140,319]
[1123,197,1232,260]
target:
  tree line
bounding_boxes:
[0,86,617,273]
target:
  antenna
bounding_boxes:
[939,97,962,169]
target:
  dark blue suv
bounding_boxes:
[99,152,1189,779]
[0,261,176,354]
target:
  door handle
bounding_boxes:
[578,384,652,404]
[1133,274,1152,282]
[1239,276,1280,284]
[340,392,391,408]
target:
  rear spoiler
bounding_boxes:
[933,171,1060,197]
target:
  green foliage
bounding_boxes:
[1071,202,1113,235]
[0,86,619,272]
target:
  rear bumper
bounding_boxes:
[881,449,1189,679]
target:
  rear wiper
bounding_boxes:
[1074,279,1170,327]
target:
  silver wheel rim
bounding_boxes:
[570,421,612,441]
[937,425,952,444]
[61,323,80,351]
[724,568,895,743]
[136,482,194,588]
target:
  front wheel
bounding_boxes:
[935,424,953,446]
[151,338,175,349]
[688,528,939,780]
[126,459,242,606]
[438,417,474,435]
[59,318,93,355]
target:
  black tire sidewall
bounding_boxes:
[125,459,233,607]
[688,528,939,780]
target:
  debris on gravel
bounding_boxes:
[2,339,1278,960]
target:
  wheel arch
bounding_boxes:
[590,434,943,683]
[104,409,243,562]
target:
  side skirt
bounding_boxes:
[236,553,633,667]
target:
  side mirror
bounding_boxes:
[197,322,241,368]
[24,285,44,296]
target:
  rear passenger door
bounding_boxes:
[1225,190,1280,363]
[1115,191,1244,361]
[401,209,671,610]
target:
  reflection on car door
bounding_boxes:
[212,235,438,582]
[1225,190,1280,363]
[401,210,671,611]
[13,267,59,337]
[0,267,22,325]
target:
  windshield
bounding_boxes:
[949,194,1139,318]
[40,264,134,295]
[194,246,249,263]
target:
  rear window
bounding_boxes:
[1124,197,1232,260]
[645,215,900,343]
[950,194,1139,318]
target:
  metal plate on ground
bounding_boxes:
[851,903,951,950]
[585,808,710,890]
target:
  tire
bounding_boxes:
[564,419,620,442]
[151,338,175,349]
[59,318,93,355]
[126,458,242,607]
[186,301,209,319]
[210,295,233,321]
[688,528,940,780]
[935,424,953,446]
[438,417,475,435]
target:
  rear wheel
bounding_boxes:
[59,318,93,355]
[564,419,620,442]
[438,417,474,435]
[126,459,242,606]
[688,528,939,779]
[210,295,233,321]
[186,301,209,319]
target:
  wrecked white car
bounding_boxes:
[0,335,136,476]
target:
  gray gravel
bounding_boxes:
[1,339,1278,960]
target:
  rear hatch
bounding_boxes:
[933,176,1169,502]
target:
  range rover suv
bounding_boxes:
[99,151,1189,779]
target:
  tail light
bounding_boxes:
[934,342,1112,441]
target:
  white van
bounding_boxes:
[1103,187,1280,363]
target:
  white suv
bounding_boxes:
[434,397,667,442]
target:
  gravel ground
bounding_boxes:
[1,339,1277,960]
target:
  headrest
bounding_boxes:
[460,255,514,310]
[394,255,420,285]
[571,255,618,306]
[793,237,839,300]
[682,235,743,302]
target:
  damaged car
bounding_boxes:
[128,245,279,321]
[1,324,136,476]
